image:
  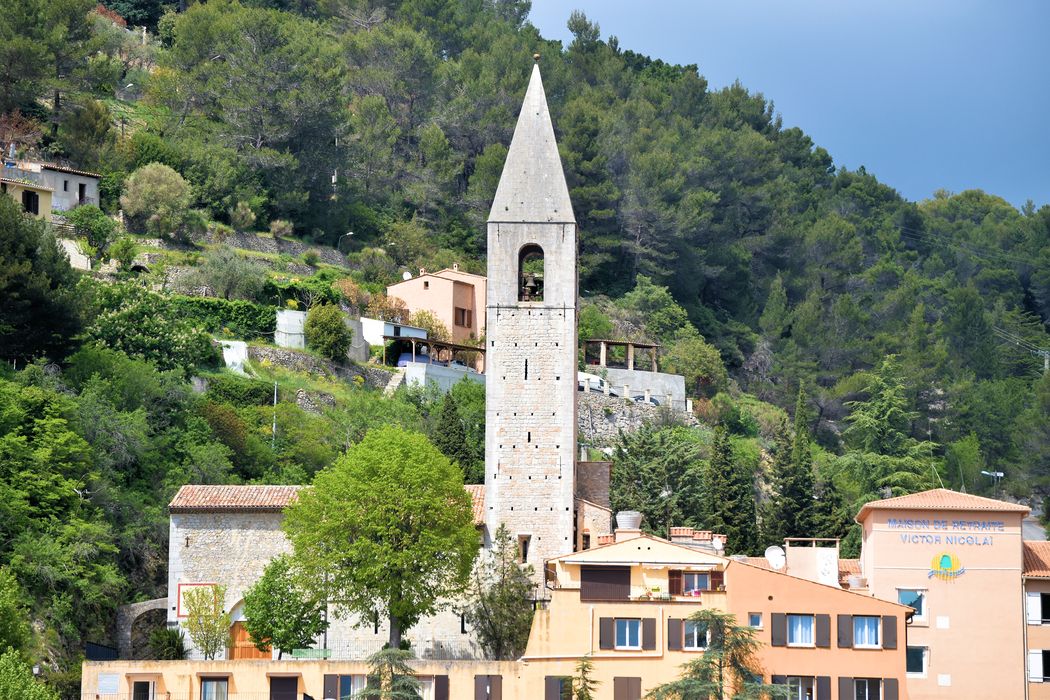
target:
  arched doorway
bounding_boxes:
[227,601,271,660]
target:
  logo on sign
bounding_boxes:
[929,552,965,581]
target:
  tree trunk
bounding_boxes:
[388,614,402,649]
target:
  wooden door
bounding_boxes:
[228,621,271,660]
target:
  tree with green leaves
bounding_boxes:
[183,584,230,660]
[284,426,478,647]
[432,391,470,471]
[706,426,758,555]
[0,649,58,700]
[242,554,327,659]
[66,204,117,254]
[0,568,30,655]
[465,524,535,660]
[572,654,599,700]
[0,196,83,363]
[305,304,352,362]
[120,163,193,239]
[611,425,706,535]
[646,609,784,700]
[763,388,816,546]
[364,647,421,700]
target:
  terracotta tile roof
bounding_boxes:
[464,484,485,526]
[856,488,1029,522]
[0,176,53,192]
[170,483,487,525]
[40,162,101,178]
[169,485,302,512]
[1024,542,1050,578]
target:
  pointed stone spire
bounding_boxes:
[488,60,575,224]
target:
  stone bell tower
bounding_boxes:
[484,59,578,586]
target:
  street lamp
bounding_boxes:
[337,231,354,254]
[981,470,1005,488]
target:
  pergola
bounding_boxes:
[582,338,660,372]
[383,335,487,373]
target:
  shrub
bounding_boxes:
[409,310,451,342]
[120,163,192,239]
[109,236,138,270]
[188,248,265,301]
[208,221,234,242]
[269,219,293,237]
[301,250,320,266]
[85,287,219,371]
[205,374,274,407]
[148,626,187,660]
[166,295,275,337]
[229,201,256,230]
[66,204,118,252]
[305,304,352,361]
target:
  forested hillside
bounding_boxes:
[2,0,1050,695]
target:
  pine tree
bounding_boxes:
[706,426,758,555]
[764,387,817,546]
[432,392,470,470]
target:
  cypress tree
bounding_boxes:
[432,392,469,470]
[706,425,758,555]
[765,387,817,546]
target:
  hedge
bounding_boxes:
[167,295,275,339]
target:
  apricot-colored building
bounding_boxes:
[83,527,910,700]
[855,489,1030,699]
[387,265,487,344]
[1026,541,1050,698]
[1,176,52,220]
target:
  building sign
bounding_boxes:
[887,518,1004,546]
[929,552,965,581]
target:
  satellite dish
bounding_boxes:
[764,545,786,571]
[402,271,412,281]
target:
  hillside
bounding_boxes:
[2,0,1050,695]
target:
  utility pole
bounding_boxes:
[993,326,1050,375]
[271,381,278,448]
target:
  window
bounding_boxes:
[132,681,154,700]
[1042,593,1050,623]
[518,244,544,302]
[545,676,572,699]
[898,589,926,621]
[683,620,708,650]
[786,676,814,700]
[853,616,880,648]
[201,678,228,700]
[580,566,630,601]
[615,619,641,650]
[21,190,38,215]
[454,307,472,328]
[417,676,435,700]
[423,281,430,290]
[787,614,814,646]
[853,678,880,700]
[749,613,763,629]
[683,572,709,595]
[907,646,928,677]
[518,535,530,564]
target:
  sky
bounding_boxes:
[528,0,1050,209]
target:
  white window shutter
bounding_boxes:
[1029,592,1042,624]
[1030,650,1043,682]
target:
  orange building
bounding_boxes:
[387,264,487,344]
[854,489,1030,699]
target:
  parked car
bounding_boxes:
[397,351,433,367]
[632,394,661,406]
[578,371,617,397]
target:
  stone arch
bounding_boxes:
[518,243,544,301]
[116,598,167,659]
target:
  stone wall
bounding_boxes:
[166,510,480,660]
[577,391,697,447]
[207,231,347,267]
[246,345,393,391]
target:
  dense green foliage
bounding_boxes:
[3,0,1050,692]
[242,554,327,658]
[0,649,59,700]
[283,426,478,647]
[465,524,535,660]
[304,304,352,361]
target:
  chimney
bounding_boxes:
[419,267,426,275]
[452,262,459,271]
[784,538,841,587]
[614,510,643,542]
[669,527,694,543]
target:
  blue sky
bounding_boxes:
[528,0,1050,209]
